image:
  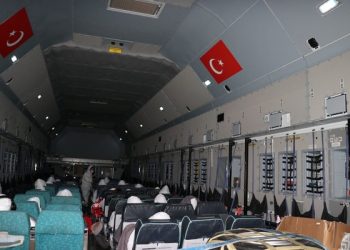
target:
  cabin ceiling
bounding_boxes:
[1,0,350,141]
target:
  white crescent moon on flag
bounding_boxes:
[209,58,223,75]
[6,31,25,47]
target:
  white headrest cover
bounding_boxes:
[98,179,106,186]
[0,198,12,211]
[154,194,167,204]
[104,177,110,185]
[190,198,198,210]
[35,179,46,191]
[159,185,170,194]
[118,180,126,186]
[56,189,73,197]
[28,197,41,211]
[46,176,55,184]
[127,196,142,204]
[134,183,143,188]
[149,212,170,220]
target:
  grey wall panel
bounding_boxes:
[50,127,125,160]
[197,0,258,27]
[73,0,190,46]
[266,0,350,55]
[26,0,73,49]
[194,1,301,98]
[161,4,226,68]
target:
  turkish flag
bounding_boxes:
[0,8,33,58]
[200,40,242,84]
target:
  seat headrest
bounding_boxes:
[149,212,170,220]
[98,179,106,186]
[0,197,12,211]
[35,179,46,191]
[197,201,227,215]
[46,176,55,184]
[159,185,170,194]
[184,217,224,240]
[28,197,41,210]
[135,220,179,245]
[154,194,167,204]
[56,189,73,197]
[124,204,162,222]
[118,180,126,186]
[135,183,143,188]
[104,177,110,185]
[164,204,195,220]
[127,196,142,204]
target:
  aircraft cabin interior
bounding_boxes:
[1,0,350,250]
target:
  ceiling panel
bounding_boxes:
[1,45,60,129]
[197,0,258,27]
[192,0,301,98]
[161,3,226,68]
[142,90,182,128]
[163,65,214,114]
[266,0,350,55]
[73,0,191,46]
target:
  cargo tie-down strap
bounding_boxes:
[179,230,328,250]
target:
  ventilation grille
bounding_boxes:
[108,0,164,18]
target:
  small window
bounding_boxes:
[200,159,207,185]
[217,113,224,123]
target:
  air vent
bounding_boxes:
[108,0,165,18]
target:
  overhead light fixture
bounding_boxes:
[55,133,58,136]
[203,80,211,86]
[319,0,339,14]
[45,116,49,120]
[37,94,42,100]
[108,47,123,54]
[125,130,128,134]
[11,55,17,63]
[140,124,143,128]
[159,106,164,111]
[120,138,123,141]
[51,127,55,131]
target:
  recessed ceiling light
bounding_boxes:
[319,0,339,14]
[45,116,49,120]
[55,133,58,136]
[37,94,42,99]
[159,106,164,111]
[125,130,128,134]
[51,127,55,131]
[11,55,17,63]
[204,80,211,86]
[120,138,123,141]
[140,124,143,128]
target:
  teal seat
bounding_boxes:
[50,196,82,209]
[0,211,30,250]
[16,201,40,219]
[46,204,81,212]
[26,190,51,203]
[35,211,84,250]
[45,185,57,196]
[14,194,46,210]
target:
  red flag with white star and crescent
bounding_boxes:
[0,8,33,58]
[200,40,243,84]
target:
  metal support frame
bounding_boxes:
[244,137,251,215]
[187,147,193,195]
[228,138,235,203]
